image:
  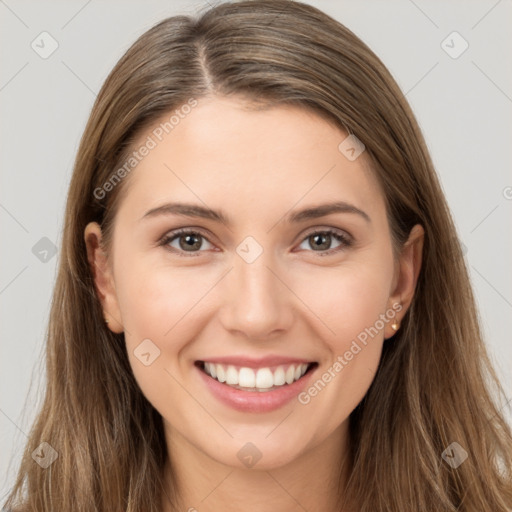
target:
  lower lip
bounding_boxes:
[195,362,318,413]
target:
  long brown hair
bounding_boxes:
[3,1,512,510]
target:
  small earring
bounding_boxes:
[391,322,399,331]
[105,319,109,324]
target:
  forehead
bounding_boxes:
[115,96,385,225]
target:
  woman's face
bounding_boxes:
[86,95,422,471]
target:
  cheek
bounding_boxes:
[114,252,225,395]
[293,262,392,410]
[296,260,393,343]
[115,257,207,347]
[114,258,208,419]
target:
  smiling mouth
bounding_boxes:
[194,360,319,392]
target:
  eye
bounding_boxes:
[159,228,214,256]
[159,227,352,257]
[296,229,352,255]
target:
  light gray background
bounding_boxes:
[1,0,511,498]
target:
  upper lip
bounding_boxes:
[196,355,316,369]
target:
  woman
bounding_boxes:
[3,1,512,511]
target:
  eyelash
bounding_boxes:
[158,227,353,257]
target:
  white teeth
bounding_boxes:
[202,362,311,390]
[255,368,274,389]
[273,366,285,386]
[239,367,256,387]
[285,365,295,385]
[226,365,239,385]
[216,364,226,382]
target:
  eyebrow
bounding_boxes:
[140,200,371,225]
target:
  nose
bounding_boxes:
[218,251,295,341]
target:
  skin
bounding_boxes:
[85,96,424,512]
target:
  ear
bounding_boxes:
[84,222,124,333]
[384,224,424,339]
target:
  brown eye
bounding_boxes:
[177,233,203,251]
[160,229,214,255]
[308,232,332,251]
[297,229,352,254]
